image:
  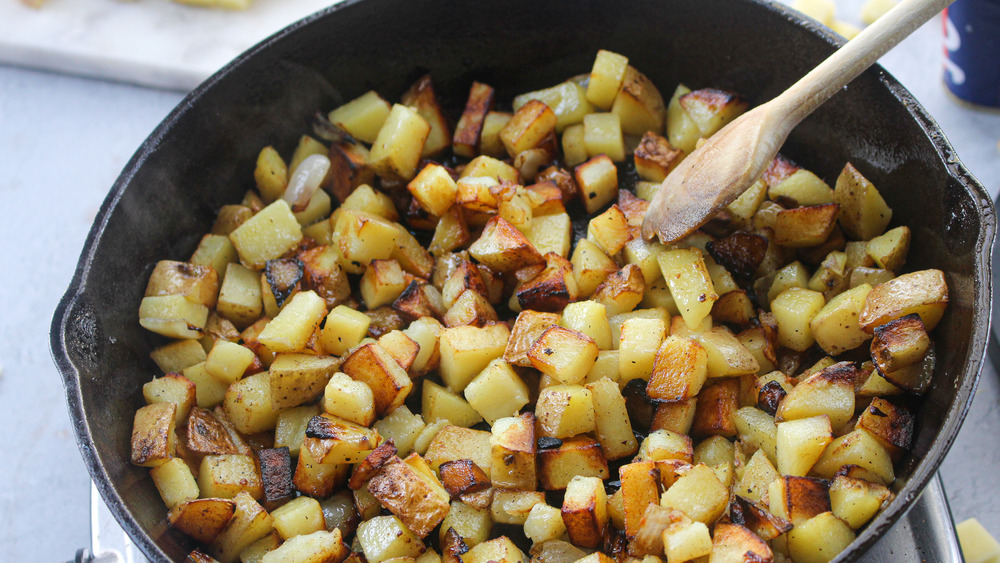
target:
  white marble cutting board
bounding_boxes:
[0,0,342,91]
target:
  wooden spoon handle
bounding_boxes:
[774,0,954,125]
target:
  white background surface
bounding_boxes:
[0,0,998,561]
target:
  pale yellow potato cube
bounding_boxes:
[866,225,911,272]
[150,337,208,375]
[734,449,780,504]
[574,154,619,214]
[586,377,638,460]
[183,362,229,409]
[150,457,199,508]
[205,340,255,385]
[587,204,629,256]
[529,326,599,385]
[319,305,371,356]
[369,104,431,181]
[190,234,239,282]
[523,503,566,544]
[572,238,618,298]
[256,291,327,354]
[834,162,892,240]
[271,496,325,540]
[139,295,209,340]
[734,407,778,464]
[812,429,895,485]
[560,300,613,350]
[357,515,425,563]
[771,287,826,351]
[229,200,303,270]
[480,111,513,158]
[527,212,572,258]
[663,520,712,563]
[198,454,262,500]
[223,372,280,434]
[585,350,620,384]
[618,318,667,384]
[373,405,425,457]
[583,113,625,162]
[513,80,595,132]
[259,529,347,563]
[829,475,893,529]
[329,91,392,143]
[360,259,407,309]
[274,405,319,457]
[666,84,700,153]
[562,123,588,167]
[637,429,693,463]
[464,359,530,425]
[217,263,262,329]
[586,49,629,110]
[956,518,1000,563]
[623,237,666,284]
[438,323,510,392]
[253,145,288,203]
[323,372,375,427]
[464,536,527,563]
[463,155,520,183]
[422,379,483,427]
[659,464,728,524]
[787,512,856,563]
[536,385,596,438]
[657,248,717,329]
[143,373,196,426]
[408,163,457,217]
[210,492,274,563]
[341,183,398,220]
[810,284,872,355]
[776,415,833,477]
[293,189,332,227]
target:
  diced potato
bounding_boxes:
[658,248,717,329]
[561,475,608,549]
[368,455,450,538]
[319,305,370,356]
[373,405,425,457]
[526,212,572,258]
[678,87,748,139]
[735,407,778,464]
[637,429,694,463]
[574,155,619,214]
[775,362,857,432]
[334,209,401,274]
[956,518,1000,563]
[422,379,482,428]
[774,204,839,248]
[269,496,325,540]
[304,414,382,465]
[810,283,872,355]
[453,81,495,158]
[341,343,413,416]
[769,169,833,207]
[834,163,892,240]
[139,294,210,340]
[360,259,407,309]
[592,264,645,316]
[858,269,948,332]
[524,503,567,545]
[150,457,199,508]
[583,113,625,162]
[328,91,391,143]
[357,515,425,563]
[369,104,430,181]
[424,426,493,479]
[168,498,236,545]
[659,464,728,525]
[440,501,493,547]
[587,204,629,256]
[223,372,280,434]
[463,536,526,563]
[528,326,599,385]
[618,318,666,385]
[735,449,780,504]
[465,359,530,425]
[198,453,263,500]
[323,372,375,427]
[710,522,772,563]
[829,475,893,529]
[439,323,511,392]
[812,429,895,485]
[770,287,826,352]
[145,260,219,309]
[229,200,303,270]
[787,511,855,563]
[130,402,176,467]
[571,239,618,298]
[500,100,557,157]
[469,216,544,273]
[776,415,833,477]
[514,80,595,132]
[586,49,629,109]
[535,385,596,439]
[586,377,639,460]
[611,66,666,136]
[538,435,607,490]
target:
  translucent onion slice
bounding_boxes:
[283,153,330,211]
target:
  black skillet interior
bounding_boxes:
[50,0,995,561]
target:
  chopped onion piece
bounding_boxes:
[283,153,330,211]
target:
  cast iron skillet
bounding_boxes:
[50,0,994,560]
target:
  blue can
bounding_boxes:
[943,0,1000,108]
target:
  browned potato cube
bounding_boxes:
[304,414,382,465]
[587,204,629,257]
[440,459,491,498]
[515,263,577,313]
[633,131,683,182]
[591,263,644,316]
[469,216,545,273]
[768,475,831,526]
[490,412,537,490]
[360,259,408,309]
[424,426,493,479]
[647,335,708,402]
[131,402,176,467]
[500,100,557,157]
[402,74,452,158]
[368,454,450,538]
[678,88,748,139]
[538,436,608,490]
[611,66,666,135]
[292,442,349,500]
[855,398,914,462]
[453,82,495,158]
[536,384,596,439]
[528,326,599,385]
[652,399,698,435]
[812,428,895,485]
[169,498,236,544]
[258,447,295,512]
[690,378,740,438]
[561,475,608,549]
[618,461,661,538]
[871,313,931,378]
[186,407,238,457]
[774,204,840,248]
[325,142,375,203]
[775,361,857,432]
[729,495,792,542]
[503,310,560,368]
[710,522,773,562]
[341,342,413,416]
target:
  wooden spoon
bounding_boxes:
[641,0,954,243]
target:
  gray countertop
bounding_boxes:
[0,5,998,562]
